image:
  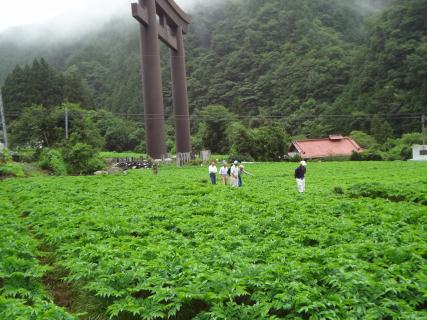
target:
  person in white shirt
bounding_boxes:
[208,161,218,184]
[230,160,239,187]
[219,161,228,185]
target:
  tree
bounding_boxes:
[350,130,377,149]
[88,110,144,152]
[9,105,50,147]
[196,105,236,153]
[2,59,93,120]
[63,66,93,107]
[226,122,254,161]
[251,124,287,161]
[370,116,394,144]
[10,103,103,148]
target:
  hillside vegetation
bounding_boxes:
[0,0,426,154]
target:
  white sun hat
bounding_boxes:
[300,160,307,166]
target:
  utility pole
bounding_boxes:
[0,89,8,148]
[65,106,69,140]
[422,115,426,145]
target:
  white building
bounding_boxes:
[411,145,427,161]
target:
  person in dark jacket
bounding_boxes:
[295,160,307,193]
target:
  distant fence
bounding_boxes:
[200,150,211,161]
[176,152,191,167]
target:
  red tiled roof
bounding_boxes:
[290,137,362,159]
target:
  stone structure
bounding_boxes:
[411,145,427,161]
[132,0,191,159]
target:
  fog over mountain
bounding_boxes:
[0,0,394,85]
[0,0,390,44]
[0,0,201,41]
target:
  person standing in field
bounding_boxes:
[219,161,228,185]
[208,161,218,184]
[238,164,253,187]
[230,160,239,188]
[295,160,307,193]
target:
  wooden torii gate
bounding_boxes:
[131,0,192,159]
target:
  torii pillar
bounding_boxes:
[131,0,192,159]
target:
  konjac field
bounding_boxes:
[1,161,426,319]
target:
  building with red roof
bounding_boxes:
[288,135,362,159]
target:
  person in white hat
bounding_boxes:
[230,160,239,187]
[294,160,307,193]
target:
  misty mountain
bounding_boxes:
[1,0,425,139]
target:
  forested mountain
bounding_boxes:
[1,0,426,152]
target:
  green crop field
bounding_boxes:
[1,162,426,320]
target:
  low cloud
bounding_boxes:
[0,0,201,43]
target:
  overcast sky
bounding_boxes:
[0,0,197,32]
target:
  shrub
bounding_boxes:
[12,148,38,163]
[0,148,12,164]
[361,150,384,161]
[347,182,426,205]
[227,149,255,163]
[187,159,204,166]
[399,146,412,160]
[0,163,25,177]
[288,154,303,162]
[321,155,349,162]
[62,143,105,175]
[333,186,344,194]
[350,150,363,161]
[39,149,67,176]
[350,131,377,149]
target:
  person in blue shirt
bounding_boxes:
[294,160,307,193]
[238,164,253,187]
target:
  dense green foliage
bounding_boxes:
[9,103,103,149]
[0,147,12,164]
[1,0,425,154]
[1,162,426,319]
[39,149,67,176]
[9,102,144,153]
[0,162,25,178]
[62,143,105,175]
[0,197,76,319]
[0,148,25,178]
[186,0,425,137]
[350,132,424,161]
[330,0,427,135]
[2,58,91,118]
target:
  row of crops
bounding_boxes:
[0,194,75,319]
[0,162,426,319]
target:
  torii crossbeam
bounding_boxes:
[131,0,192,159]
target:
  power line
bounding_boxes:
[111,113,423,121]
[4,110,424,122]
